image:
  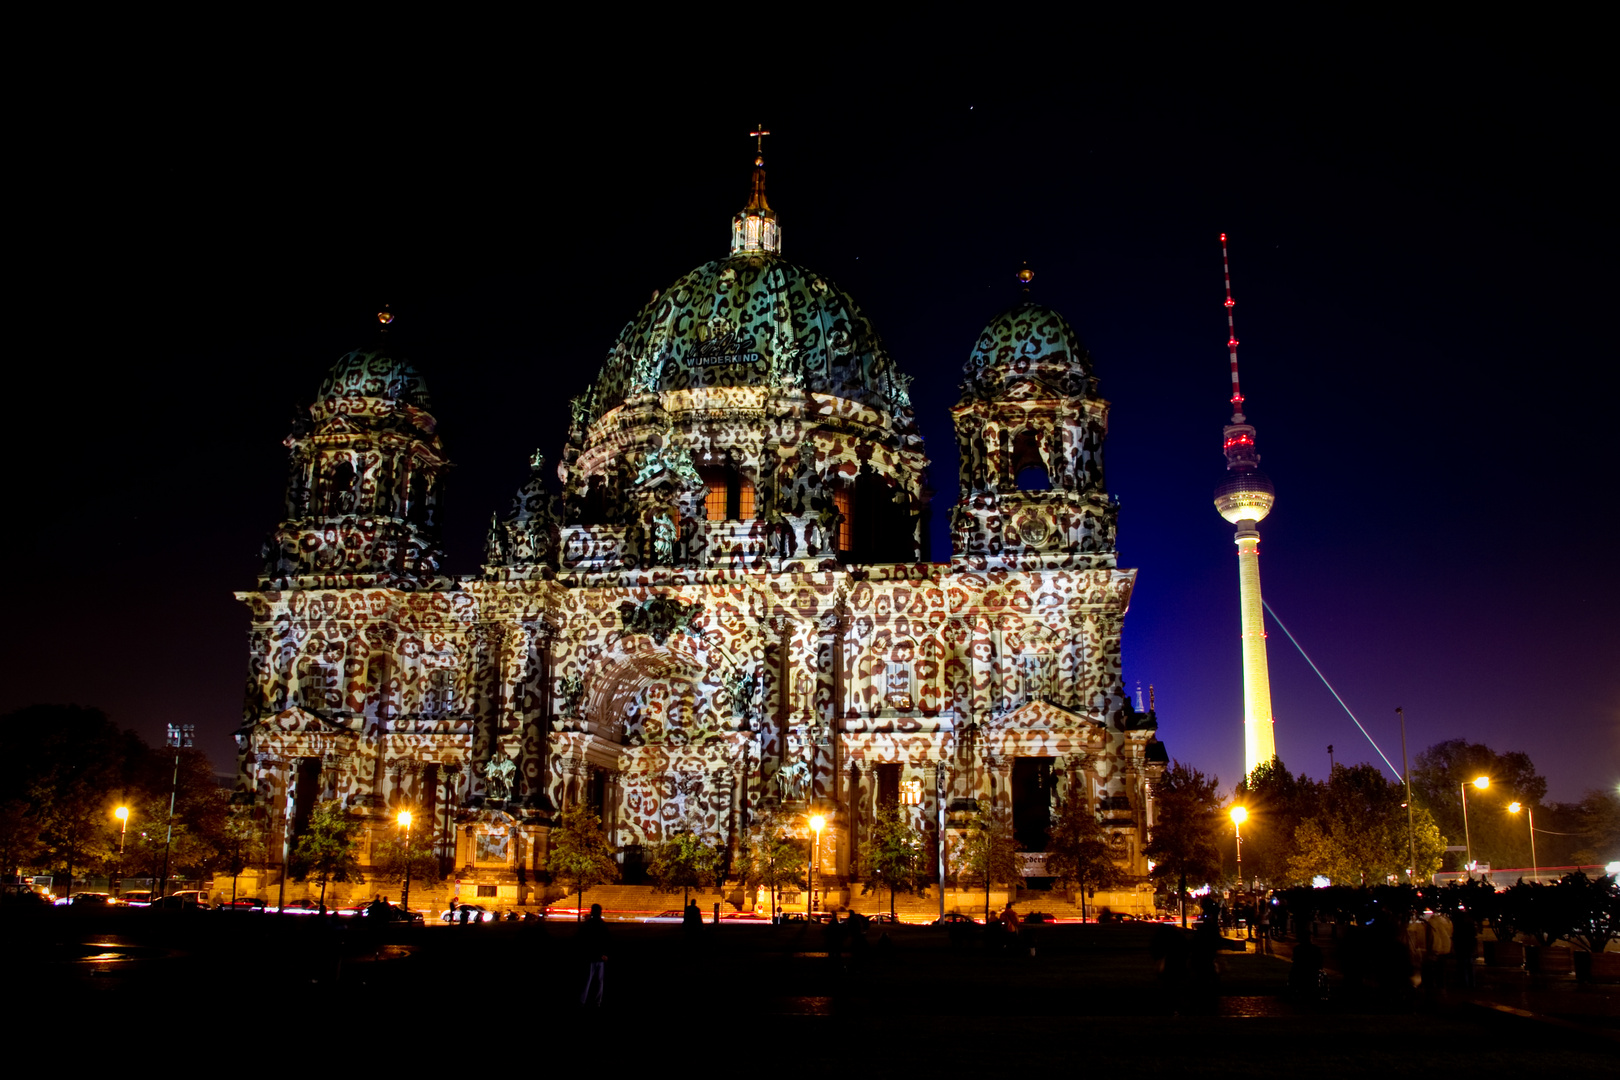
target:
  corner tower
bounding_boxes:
[1210,236,1277,778]
[951,272,1117,571]
[262,310,450,589]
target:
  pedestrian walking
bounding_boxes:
[578,903,611,1007]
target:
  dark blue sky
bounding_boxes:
[9,27,1614,803]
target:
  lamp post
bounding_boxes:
[809,813,825,916]
[1396,707,1417,882]
[158,724,194,901]
[114,806,129,897]
[1508,802,1539,884]
[1461,776,1489,874]
[1229,805,1247,892]
[397,810,414,915]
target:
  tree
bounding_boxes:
[1231,756,1323,886]
[1411,739,1546,872]
[647,828,720,906]
[1549,789,1620,868]
[734,809,806,919]
[290,800,363,908]
[546,803,620,919]
[954,808,1021,921]
[371,818,443,890]
[1286,763,1445,886]
[1143,762,1222,928]
[1044,788,1126,921]
[861,803,928,918]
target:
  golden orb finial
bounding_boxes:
[1016,266,1034,285]
[378,307,394,327]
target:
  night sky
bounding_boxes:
[10,29,1614,803]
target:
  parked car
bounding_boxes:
[440,904,497,923]
[221,897,267,910]
[67,892,115,907]
[638,910,687,923]
[1022,911,1055,924]
[932,912,981,926]
[148,894,204,910]
[118,890,154,907]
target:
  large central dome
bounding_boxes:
[584,252,905,417]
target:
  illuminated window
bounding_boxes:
[737,479,756,520]
[704,481,727,521]
[834,488,852,551]
[884,662,913,712]
[428,668,455,715]
[899,779,922,806]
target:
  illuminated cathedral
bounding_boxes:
[233,147,1167,914]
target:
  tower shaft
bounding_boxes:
[1235,530,1276,775]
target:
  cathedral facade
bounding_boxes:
[234,156,1167,914]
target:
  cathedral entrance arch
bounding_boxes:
[1011,756,1054,852]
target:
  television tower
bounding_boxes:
[1211,234,1277,778]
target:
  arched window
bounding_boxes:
[701,468,757,522]
[1011,429,1050,491]
[329,461,356,514]
[408,470,428,523]
[833,488,852,552]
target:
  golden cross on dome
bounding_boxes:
[750,125,770,154]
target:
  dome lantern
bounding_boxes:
[730,127,781,256]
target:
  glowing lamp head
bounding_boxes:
[397,810,413,828]
[115,806,128,821]
[1229,805,1248,826]
[1508,801,1522,814]
[809,814,825,834]
[1473,776,1490,790]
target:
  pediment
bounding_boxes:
[263,707,358,734]
[982,697,1107,737]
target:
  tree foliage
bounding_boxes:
[1044,788,1126,918]
[734,809,806,915]
[954,808,1022,919]
[0,706,231,882]
[647,828,720,904]
[546,803,620,914]
[860,803,929,918]
[1231,757,1322,886]
[371,818,443,886]
[290,799,363,906]
[1411,739,1545,871]
[1144,762,1223,925]
[1285,763,1445,886]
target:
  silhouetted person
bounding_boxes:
[1151,924,1190,1015]
[1453,910,1478,989]
[578,903,611,1006]
[683,899,704,939]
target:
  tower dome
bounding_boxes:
[963,300,1093,397]
[313,346,432,418]
[550,145,929,577]
[581,255,907,420]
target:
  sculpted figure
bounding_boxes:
[483,755,517,803]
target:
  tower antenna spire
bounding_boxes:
[1212,231,1277,781]
[1220,233,1244,423]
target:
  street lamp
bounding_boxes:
[808,813,825,916]
[1229,805,1248,892]
[1461,776,1489,874]
[1508,802,1539,884]
[397,810,414,916]
[114,806,129,897]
